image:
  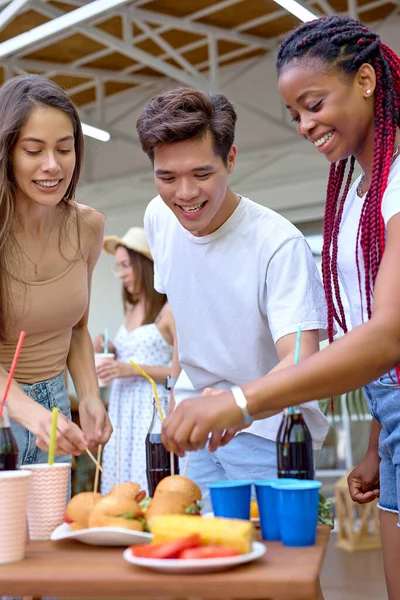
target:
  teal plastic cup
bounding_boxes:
[271,480,322,547]
[207,480,252,520]
[254,479,299,541]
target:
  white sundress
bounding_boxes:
[101,320,173,495]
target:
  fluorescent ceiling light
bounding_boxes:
[272,0,318,22]
[81,123,110,143]
[0,0,132,59]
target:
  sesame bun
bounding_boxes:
[88,495,144,531]
[154,475,202,503]
[65,492,103,530]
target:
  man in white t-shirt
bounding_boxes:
[137,88,329,509]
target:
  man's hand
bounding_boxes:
[34,409,87,456]
[201,388,245,452]
[95,359,129,385]
[161,390,243,457]
[78,398,113,451]
[347,451,380,504]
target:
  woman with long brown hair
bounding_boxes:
[0,74,112,465]
[94,227,175,494]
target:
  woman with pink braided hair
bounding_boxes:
[161,17,400,596]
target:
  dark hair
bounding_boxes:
[277,16,400,345]
[0,74,85,341]
[136,87,237,165]
[119,246,167,326]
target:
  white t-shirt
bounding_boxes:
[144,195,329,449]
[338,157,400,328]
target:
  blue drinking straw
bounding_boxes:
[103,328,109,354]
[287,326,302,416]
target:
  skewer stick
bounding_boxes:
[93,444,102,495]
[170,451,175,476]
[116,427,120,487]
[85,447,115,489]
[183,452,191,478]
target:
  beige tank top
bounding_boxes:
[0,258,88,384]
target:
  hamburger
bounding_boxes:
[64,492,104,531]
[145,490,199,522]
[107,482,147,504]
[88,494,145,531]
[153,475,202,515]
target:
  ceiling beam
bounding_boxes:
[33,2,296,134]
[9,57,158,84]
[0,0,30,31]
[0,0,133,58]
[132,8,273,50]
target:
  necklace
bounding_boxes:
[357,144,400,197]
[17,226,53,278]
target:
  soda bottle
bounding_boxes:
[0,405,19,471]
[145,397,179,497]
[276,407,314,480]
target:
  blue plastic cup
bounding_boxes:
[254,480,280,541]
[271,480,322,547]
[207,480,252,520]
[254,479,299,541]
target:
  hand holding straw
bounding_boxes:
[130,360,176,476]
[0,331,26,417]
[48,407,59,466]
[287,326,302,416]
[86,447,115,488]
[103,328,109,354]
[93,444,102,495]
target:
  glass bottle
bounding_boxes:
[0,406,19,471]
[276,407,314,480]
[145,397,179,497]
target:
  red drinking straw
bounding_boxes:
[0,331,26,417]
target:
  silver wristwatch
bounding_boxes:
[231,385,253,426]
[165,376,178,390]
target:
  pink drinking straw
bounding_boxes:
[0,331,26,417]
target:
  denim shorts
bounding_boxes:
[363,369,400,518]
[10,371,72,468]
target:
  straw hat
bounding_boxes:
[103,227,152,261]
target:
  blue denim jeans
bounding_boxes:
[363,369,400,518]
[10,371,72,470]
[180,432,277,513]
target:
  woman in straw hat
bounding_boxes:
[0,74,112,467]
[94,227,175,494]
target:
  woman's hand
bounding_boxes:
[161,390,243,457]
[78,398,113,451]
[95,359,131,385]
[347,451,380,504]
[93,334,115,354]
[34,408,87,456]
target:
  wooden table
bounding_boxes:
[0,527,329,599]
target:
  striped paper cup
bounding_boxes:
[0,470,32,564]
[21,463,70,540]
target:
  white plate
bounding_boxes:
[122,541,266,574]
[51,522,152,547]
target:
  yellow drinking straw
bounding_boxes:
[48,407,59,466]
[129,360,165,422]
[129,360,175,476]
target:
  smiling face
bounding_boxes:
[12,105,76,208]
[153,132,238,237]
[278,60,376,164]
